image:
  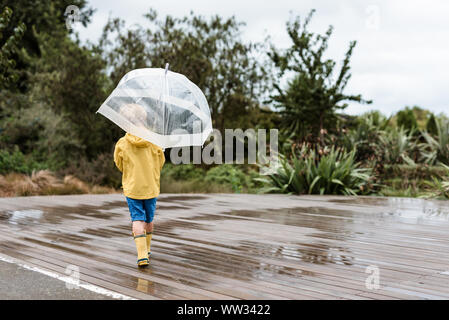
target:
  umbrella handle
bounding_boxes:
[164,63,169,75]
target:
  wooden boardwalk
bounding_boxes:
[0,193,449,300]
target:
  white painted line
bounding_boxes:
[0,253,135,300]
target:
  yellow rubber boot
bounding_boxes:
[133,233,149,267]
[146,232,152,257]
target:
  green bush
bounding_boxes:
[378,184,424,198]
[422,164,449,199]
[420,118,449,165]
[0,148,28,174]
[396,107,418,132]
[257,145,374,195]
[0,102,84,170]
[0,147,45,174]
[339,111,389,162]
[205,164,254,193]
[377,127,418,165]
[160,177,233,194]
[382,164,446,181]
[162,163,205,181]
[426,114,438,136]
[160,163,259,193]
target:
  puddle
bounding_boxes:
[160,242,311,281]
[150,210,355,281]
[0,201,126,226]
[222,207,357,232]
[328,197,390,206]
[136,278,153,294]
[2,209,44,225]
[238,240,354,266]
[328,197,449,223]
[149,207,357,271]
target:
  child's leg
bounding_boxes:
[126,197,149,266]
[133,221,146,235]
[145,221,153,233]
[145,222,153,255]
[145,221,153,254]
[143,198,157,255]
[133,232,148,266]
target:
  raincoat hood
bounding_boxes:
[125,133,152,148]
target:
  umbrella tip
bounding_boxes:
[164,63,169,74]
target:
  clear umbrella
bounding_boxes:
[97,64,212,148]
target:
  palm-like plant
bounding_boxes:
[422,164,449,199]
[419,118,449,165]
[257,145,373,195]
[341,111,390,162]
[377,127,417,165]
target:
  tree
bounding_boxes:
[29,32,113,160]
[268,9,371,143]
[0,0,93,91]
[396,107,418,132]
[426,113,438,136]
[0,6,25,90]
[1,1,106,167]
[1,0,93,55]
[410,105,431,130]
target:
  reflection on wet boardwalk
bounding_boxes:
[1,193,449,300]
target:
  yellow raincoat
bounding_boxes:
[114,133,165,199]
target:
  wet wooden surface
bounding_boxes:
[0,193,449,300]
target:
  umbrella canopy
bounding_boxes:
[97,65,212,148]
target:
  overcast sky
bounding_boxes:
[74,0,449,116]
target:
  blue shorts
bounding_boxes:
[126,197,157,223]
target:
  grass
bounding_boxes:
[160,163,259,194]
[376,164,449,198]
[160,177,233,193]
[0,164,252,197]
[377,176,435,198]
[2,163,448,199]
[378,186,425,198]
[420,164,449,199]
[0,170,116,197]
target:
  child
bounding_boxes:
[114,104,165,267]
